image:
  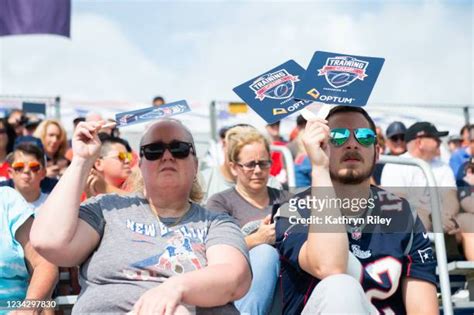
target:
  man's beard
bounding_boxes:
[330,151,376,185]
[330,164,375,184]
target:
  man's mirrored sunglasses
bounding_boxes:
[330,128,376,147]
[140,140,195,161]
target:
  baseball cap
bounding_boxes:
[386,121,406,138]
[405,122,449,143]
[14,136,44,151]
[447,135,462,143]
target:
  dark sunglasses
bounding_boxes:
[330,128,376,147]
[237,160,272,171]
[390,135,405,142]
[11,161,42,173]
[140,140,195,161]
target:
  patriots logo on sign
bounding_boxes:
[318,56,368,88]
[250,69,299,101]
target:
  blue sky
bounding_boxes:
[0,0,472,109]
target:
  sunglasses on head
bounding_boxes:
[11,161,42,173]
[330,128,376,147]
[102,151,133,162]
[237,160,272,171]
[140,140,195,161]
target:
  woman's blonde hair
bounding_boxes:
[33,119,68,159]
[131,118,204,203]
[225,126,271,163]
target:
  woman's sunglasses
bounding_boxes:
[140,140,195,161]
[330,128,376,147]
[102,151,133,163]
[237,160,272,171]
[11,161,42,173]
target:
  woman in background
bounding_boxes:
[33,119,69,178]
[207,126,288,315]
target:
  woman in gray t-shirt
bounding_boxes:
[207,126,289,315]
[31,119,251,314]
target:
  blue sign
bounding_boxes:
[294,51,385,106]
[233,60,312,124]
[115,100,190,127]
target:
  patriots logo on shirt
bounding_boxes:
[418,247,434,263]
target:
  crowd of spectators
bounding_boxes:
[1,104,473,314]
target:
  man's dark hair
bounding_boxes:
[73,117,85,127]
[326,106,377,132]
[460,124,474,135]
[152,96,165,104]
[7,142,46,167]
[0,118,17,154]
[296,115,307,128]
[99,134,132,156]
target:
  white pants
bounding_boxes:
[301,274,378,315]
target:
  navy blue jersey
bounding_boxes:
[275,186,436,315]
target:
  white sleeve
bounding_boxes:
[380,164,406,187]
[440,165,456,188]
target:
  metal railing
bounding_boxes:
[378,155,453,315]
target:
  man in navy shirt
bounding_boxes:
[275,106,438,314]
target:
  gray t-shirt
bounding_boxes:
[74,192,249,314]
[206,187,289,235]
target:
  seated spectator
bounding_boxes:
[381,122,472,259]
[7,109,27,137]
[275,106,437,314]
[152,96,166,107]
[85,136,133,197]
[375,126,386,155]
[454,157,474,261]
[7,143,48,208]
[293,130,312,188]
[207,127,288,315]
[448,135,463,154]
[0,187,58,313]
[24,115,42,136]
[450,125,474,181]
[33,119,69,178]
[0,118,16,181]
[31,119,251,314]
[372,121,407,185]
[201,125,281,202]
[1,136,59,194]
[266,121,287,184]
[289,114,307,143]
[460,124,473,147]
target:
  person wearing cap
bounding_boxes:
[450,125,474,182]
[385,121,407,156]
[371,122,407,185]
[454,155,474,261]
[381,122,459,227]
[447,135,463,153]
[381,121,463,234]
